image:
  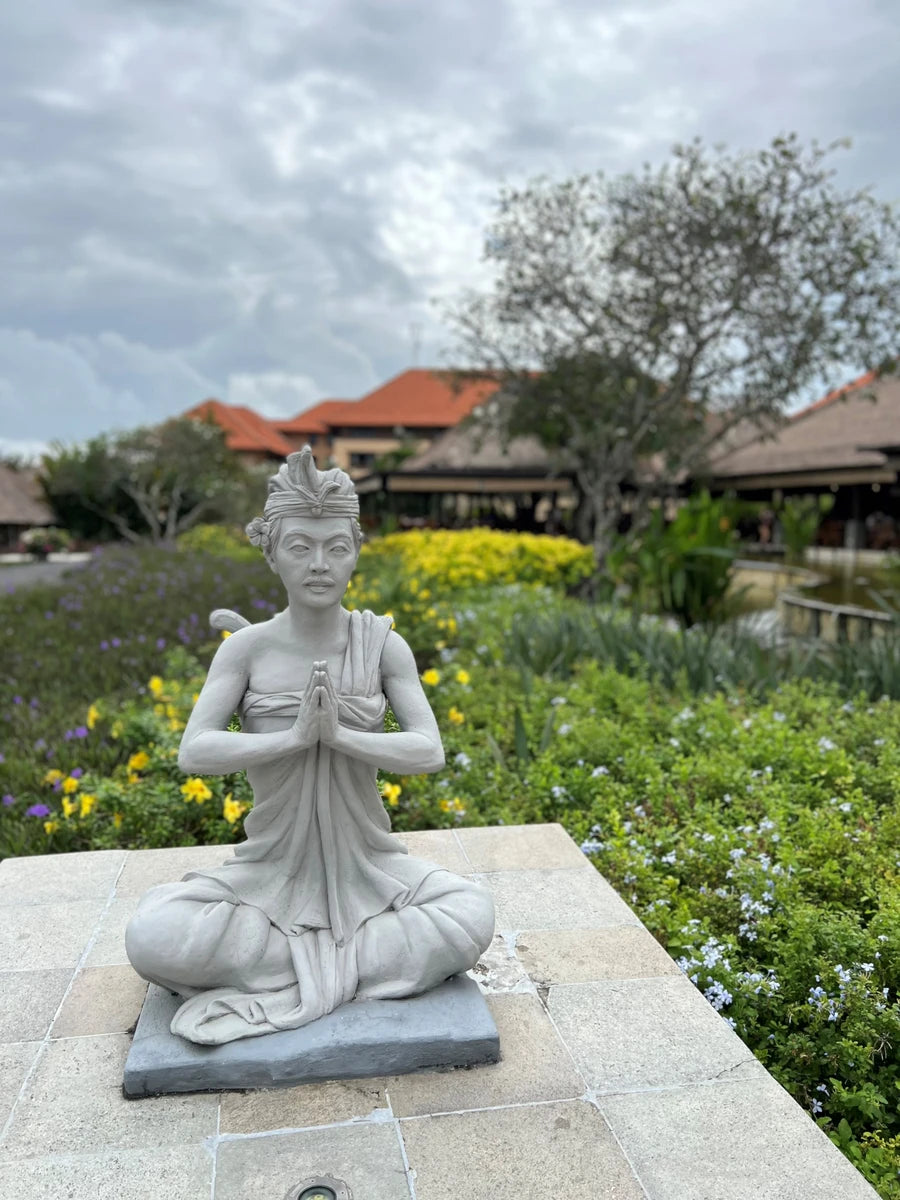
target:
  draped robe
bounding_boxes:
[126,608,494,1045]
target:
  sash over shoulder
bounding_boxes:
[180,609,441,946]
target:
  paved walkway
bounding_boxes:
[0,555,91,592]
[0,824,879,1199]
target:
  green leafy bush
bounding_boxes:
[607,490,756,626]
[5,533,900,1192]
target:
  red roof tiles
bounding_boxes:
[274,400,357,436]
[182,370,500,456]
[183,400,297,457]
[330,369,499,429]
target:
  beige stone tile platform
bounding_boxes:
[0,823,878,1199]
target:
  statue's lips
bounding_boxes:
[304,580,335,589]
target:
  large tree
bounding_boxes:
[41,416,262,544]
[447,134,900,560]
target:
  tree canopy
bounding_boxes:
[41,416,263,543]
[447,134,900,558]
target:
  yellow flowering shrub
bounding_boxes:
[358,529,592,592]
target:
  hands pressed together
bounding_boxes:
[289,661,341,751]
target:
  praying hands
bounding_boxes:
[289,661,340,750]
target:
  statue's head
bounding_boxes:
[246,447,363,580]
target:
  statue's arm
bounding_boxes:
[324,631,445,773]
[177,630,300,774]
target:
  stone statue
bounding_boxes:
[125,447,495,1046]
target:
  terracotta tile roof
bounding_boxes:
[708,371,898,478]
[0,466,54,525]
[331,369,500,429]
[183,400,297,457]
[275,400,357,436]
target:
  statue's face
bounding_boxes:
[270,515,359,605]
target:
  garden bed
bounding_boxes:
[1,530,899,1195]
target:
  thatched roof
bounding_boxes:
[708,371,898,480]
[399,425,557,474]
[0,466,53,526]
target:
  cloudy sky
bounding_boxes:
[1,0,898,457]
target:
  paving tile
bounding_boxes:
[517,926,682,985]
[0,1034,218,1158]
[219,1078,389,1134]
[481,867,642,931]
[81,896,138,967]
[214,1121,411,1200]
[0,1041,42,1130]
[394,830,471,874]
[386,992,583,1117]
[0,970,72,1042]
[0,900,106,970]
[456,822,589,871]
[52,966,147,1037]
[401,1099,646,1200]
[600,1075,879,1199]
[549,976,766,1092]
[115,844,236,897]
[0,850,125,905]
[0,1146,213,1200]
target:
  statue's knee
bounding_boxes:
[125,889,188,979]
[465,882,496,951]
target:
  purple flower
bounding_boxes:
[29,699,39,709]
[156,637,166,650]
[63,729,74,741]
[70,767,84,779]
[0,753,4,763]
[2,794,14,807]
[99,640,109,651]
[73,726,89,739]
[26,804,51,818]
[33,738,46,750]
[111,637,121,647]
[12,695,22,705]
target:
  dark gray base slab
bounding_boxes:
[123,974,500,1098]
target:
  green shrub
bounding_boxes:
[5,535,900,1192]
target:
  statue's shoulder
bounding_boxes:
[209,612,275,663]
[352,607,394,632]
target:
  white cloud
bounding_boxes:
[0,0,896,446]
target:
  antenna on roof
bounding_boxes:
[409,322,422,367]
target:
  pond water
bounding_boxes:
[803,572,900,611]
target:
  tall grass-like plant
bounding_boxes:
[606,490,757,627]
[779,493,836,564]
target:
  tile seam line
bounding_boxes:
[0,853,129,1147]
[469,864,598,877]
[212,1108,394,1143]
[450,827,475,871]
[538,974,654,1200]
[393,1116,419,1200]
[209,1098,219,1200]
[396,1094,590,1122]
[592,1068,774,1099]
[545,974,691,987]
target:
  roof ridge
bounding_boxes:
[788,368,879,424]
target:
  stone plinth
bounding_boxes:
[124,975,498,1097]
[0,825,879,1199]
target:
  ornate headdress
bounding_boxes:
[246,446,360,555]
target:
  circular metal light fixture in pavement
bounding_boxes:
[287,1177,351,1200]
